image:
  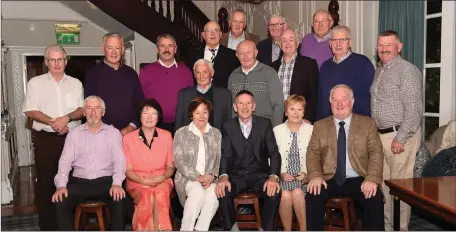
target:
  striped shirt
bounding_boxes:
[278,55,297,100]
[370,56,423,144]
[333,50,352,64]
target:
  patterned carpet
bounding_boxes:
[1,210,453,231]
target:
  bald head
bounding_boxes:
[202,21,222,48]
[236,40,258,70]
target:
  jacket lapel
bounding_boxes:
[326,117,338,160]
[289,56,301,95]
[347,114,359,157]
[250,116,261,162]
[232,118,245,158]
[212,87,220,126]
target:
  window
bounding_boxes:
[423,0,442,139]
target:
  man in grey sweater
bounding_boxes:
[227,40,285,126]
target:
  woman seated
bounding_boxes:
[173,97,222,231]
[273,95,314,231]
[123,99,175,231]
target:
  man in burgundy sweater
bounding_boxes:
[139,33,194,135]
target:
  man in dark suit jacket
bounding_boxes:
[215,90,281,231]
[175,59,232,131]
[271,29,319,123]
[256,13,288,66]
[220,9,260,50]
[306,84,384,231]
[190,21,240,88]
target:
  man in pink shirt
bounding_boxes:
[52,95,127,230]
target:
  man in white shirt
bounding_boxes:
[190,21,240,88]
[22,44,84,230]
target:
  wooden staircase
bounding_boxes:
[88,0,211,67]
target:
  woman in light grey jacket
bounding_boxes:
[173,97,222,231]
[273,94,313,231]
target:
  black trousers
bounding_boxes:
[33,131,67,231]
[218,172,280,230]
[305,177,384,231]
[54,176,126,231]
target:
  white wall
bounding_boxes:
[134,32,158,72]
[194,1,216,21]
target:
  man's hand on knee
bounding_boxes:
[52,187,68,202]
[307,177,327,195]
[110,184,126,201]
[263,176,280,197]
[215,176,231,198]
[361,180,378,199]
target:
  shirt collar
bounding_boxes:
[281,53,297,64]
[242,60,259,75]
[197,83,212,94]
[229,31,245,40]
[139,127,159,138]
[81,122,108,132]
[205,44,220,52]
[47,72,68,81]
[333,114,353,128]
[103,59,122,70]
[315,32,331,42]
[239,117,253,128]
[378,55,401,68]
[158,58,178,68]
[333,50,352,64]
[188,121,212,134]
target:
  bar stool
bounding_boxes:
[234,192,261,230]
[324,197,359,231]
[74,201,110,231]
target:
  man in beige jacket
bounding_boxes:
[305,84,385,231]
[220,9,260,50]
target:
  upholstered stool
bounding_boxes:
[234,193,261,230]
[74,201,110,231]
[324,197,359,231]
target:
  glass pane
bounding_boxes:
[427,0,442,15]
[424,117,440,140]
[425,68,440,113]
[426,17,441,64]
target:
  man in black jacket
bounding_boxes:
[190,21,240,88]
[256,13,288,66]
[215,90,281,231]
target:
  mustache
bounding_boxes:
[161,51,172,55]
[380,51,391,55]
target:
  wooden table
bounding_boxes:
[384,176,456,231]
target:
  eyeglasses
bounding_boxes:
[205,29,220,33]
[313,20,330,25]
[268,23,285,29]
[46,58,67,64]
[329,38,350,43]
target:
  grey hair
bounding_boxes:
[329,84,354,102]
[84,95,106,113]
[44,44,67,59]
[269,13,286,24]
[203,21,221,31]
[103,32,124,44]
[331,25,351,38]
[156,33,177,46]
[312,9,332,22]
[231,8,246,20]
[280,29,300,47]
[193,58,214,75]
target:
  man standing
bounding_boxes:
[216,90,281,231]
[257,13,288,66]
[190,21,240,88]
[52,96,126,230]
[316,25,374,120]
[306,84,384,231]
[228,40,284,126]
[220,9,260,50]
[371,30,423,231]
[300,10,334,69]
[22,44,84,231]
[140,33,193,134]
[271,29,319,123]
[84,32,144,135]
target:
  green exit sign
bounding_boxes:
[55,24,81,45]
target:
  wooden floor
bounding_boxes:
[1,166,37,216]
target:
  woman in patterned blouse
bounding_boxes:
[122,99,175,231]
[273,94,314,231]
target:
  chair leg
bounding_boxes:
[341,203,350,231]
[253,199,262,230]
[104,207,111,228]
[74,206,82,231]
[96,207,106,231]
[169,205,177,231]
[348,202,359,230]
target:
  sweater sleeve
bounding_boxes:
[358,57,375,117]
[131,72,145,128]
[268,69,285,127]
[83,68,97,98]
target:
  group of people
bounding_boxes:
[22,7,423,232]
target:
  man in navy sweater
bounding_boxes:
[316,25,375,120]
